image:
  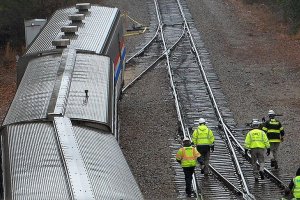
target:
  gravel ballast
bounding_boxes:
[98,0,300,199]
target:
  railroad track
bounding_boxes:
[124,0,292,199]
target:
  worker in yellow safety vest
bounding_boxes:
[244,119,270,182]
[285,167,300,199]
[176,137,202,198]
[262,110,285,169]
[192,118,215,176]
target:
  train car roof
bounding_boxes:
[3,49,113,130]
[26,5,120,55]
[1,121,143,199]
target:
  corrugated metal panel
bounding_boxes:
[3,54,61,125]
[74,126,144,200]
[4,52,112,127]
[54,117,95,199]
[65,54,113,127]
[4,123,71,199]
[26,6,118,54]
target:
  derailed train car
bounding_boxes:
[0,3,143,200]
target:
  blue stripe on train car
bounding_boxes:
[114,46,126,83]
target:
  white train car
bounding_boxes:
[0,3,143,200]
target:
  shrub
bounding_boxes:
[277,0,300,33]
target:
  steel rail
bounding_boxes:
[223,124,288,189]
[175,0,254,199]
[209,164,243,195]
[175,0,288,197]
[147,0,288,199]
[127,0,287,198]
[153,0,200,199]
[126,26,160,64]
[153,0,187,139]
[153,0,252,198]
[122,30,185,93]
[185,128,244,197]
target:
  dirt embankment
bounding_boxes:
[0,49,17,124]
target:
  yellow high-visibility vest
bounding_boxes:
[176,146,201,167]
[244,129,270,149]
[192,125,214,146]
[293,176,300,198]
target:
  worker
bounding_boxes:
[285,167,300,199]
[262,110,285,169]
[176,137,202,197]
[192,118,215,176]
[244,119,270,182]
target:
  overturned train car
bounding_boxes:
[0,3,143,200]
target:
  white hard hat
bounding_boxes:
[183,137,190,141]
[268,110,275,115]
[198,118,206,124]
[251,119,260,128]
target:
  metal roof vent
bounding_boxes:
[61,26,78,35]
[76,3,91,12]
[52,38,70,48]
[68,14,85,23]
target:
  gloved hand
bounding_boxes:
[197,157,204,165]
[245,149,249,158]
[266,148,270,156]
[177,160,181,164]
[211,145,214,152]
[281,137,284,142]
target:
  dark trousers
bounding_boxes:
[196,145,210,174]
[183,167,195,195]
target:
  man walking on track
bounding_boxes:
[285,167,300,199]
[262,110,285,169]
[244,119,270,182]
[176,137,202,197]
[192,118,215,176]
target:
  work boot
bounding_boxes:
[186,189,192,197]
[274,161,278,169]
[192,191,196,196]
[271,160,275,167]
[259,171,265,180]
[201,166,205,174]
